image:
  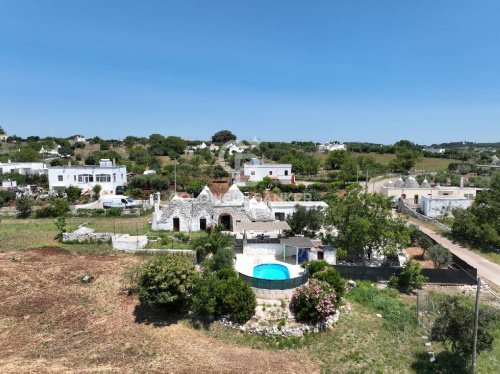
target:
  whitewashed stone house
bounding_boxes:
[152,184,322,233]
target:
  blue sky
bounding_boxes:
[1,0,499,144]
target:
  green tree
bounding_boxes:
[212,130,237,144]
[137,254,196,310]
[451,173,500,249]
[211,165,229,179]
[426,244,453,269]
[186,179,207,196]
[0,125,5,135]
[15,147,40,162]
[326,185,410,258]
[66,186,82,202]
[431,296,499,359]
[389,140,422,173]
[54,216,67,241]
[287,205,324,236]
[209,247,235,272]
[165,136,187,155]
[92,184,102,200]
[192,226,235,262]
[16,196,32,218]
[389,259,427,293]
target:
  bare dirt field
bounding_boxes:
[0,248,317,374]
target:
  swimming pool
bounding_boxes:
[253,264,291,280]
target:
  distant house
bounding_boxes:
[317,142,346,152]
[227,143,244,155]
[0,133,8,142]
[209,143,220,152]
[0,161,47,175]
[241,158,294,185]
[424,148,446,154]
[39,146,61,157]
[72,135,86,143]
[48,159,127,194]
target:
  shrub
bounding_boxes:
[209,247,235,272]
[106,207,122,217]
[190,270,255,324]
[389,259,427,293]
[220,277,256,324]
[0,190,15,207]
[303,260,330,277]
[66,186,82,202]
[313,268,346,305]
[34,198,70,218]
[426,244,453,269]
[92,184,102,200]
[54,216,67,241]
[16,196,33,218]
[431,295,500,359]
[290,279,336,324]
[137,254,196,310]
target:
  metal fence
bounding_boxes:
[416,291,437,334]
[239,272,308,290]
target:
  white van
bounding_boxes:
[102,196,138,209]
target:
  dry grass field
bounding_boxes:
[0,248,317,374]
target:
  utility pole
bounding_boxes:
[472,277,481,373]
[365,169,369,190]
[174,157,177,195]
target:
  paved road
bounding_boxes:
[415,223,500,286]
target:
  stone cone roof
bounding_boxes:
[420,179,431,188]
[403,176,420,188]
[394,178,404,188]
[221,184,245,205]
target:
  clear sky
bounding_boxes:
[1,0,499,144]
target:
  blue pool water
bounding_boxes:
[253,264,290,280]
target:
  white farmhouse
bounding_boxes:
[48,159,127,194]
[72,135,86,143]
[420,195,473,218]
[318,142,346,152]
[267,201,329,221]
[0,161,47,175]
[424,148,446,154]
[242,159,294,184]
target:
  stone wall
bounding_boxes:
[62,232,112,243]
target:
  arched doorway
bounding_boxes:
[218,214,233,231]
[414,194,419,204]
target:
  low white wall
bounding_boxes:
[112,234,148,252]
[242,243,283,257]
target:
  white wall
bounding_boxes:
[420,196,473,217]
[244,164,292,183]
[0,162,47,175]
[48,165,127,193]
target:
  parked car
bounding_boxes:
[102,196,138,209]
[115,186,126,195]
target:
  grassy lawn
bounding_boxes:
[205,285,499,374]
[318,152,459,172]
[0,215,209,253]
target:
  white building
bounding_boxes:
[0,161,47,175]
[153,184,327,234]
[420,195,473,218]
[242,159,294,184]
[227,143,244,155]
[72,135,86,143]
[380,176,479,204]
[48,159,127,194]
[209,143,220,152]
[39,146,61,157]
[0,133,8,142]
[424,148,446,154]
[318,142,346,152]
[267,201,329,221]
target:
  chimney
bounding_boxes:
[460,177,464,189]
[68,160,71,166]
[112,158,116,167]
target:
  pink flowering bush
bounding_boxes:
[290,279,337,324]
